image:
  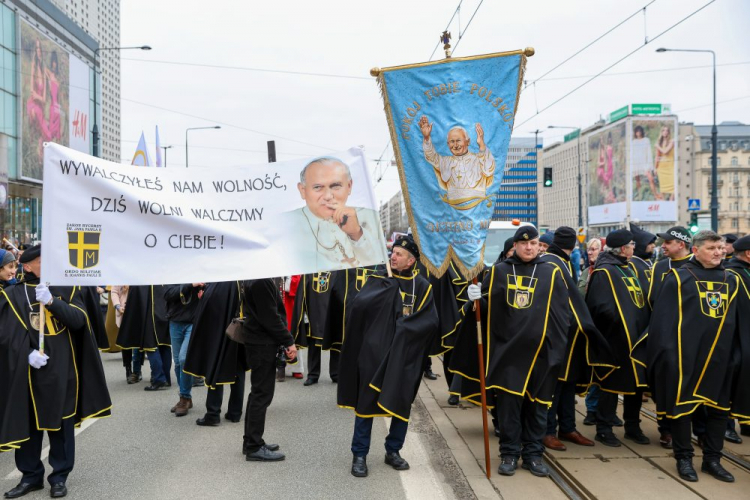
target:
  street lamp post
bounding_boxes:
[657,47,717,231]
[160,145,172,168]
[92,45,151,158]
[185,126,221,167]
[548,125,584,229]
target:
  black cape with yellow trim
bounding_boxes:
[292,271,343,351]
[183,281,247,388]
[629,256,653,294]
[586,252,650,394]
[115,285,170,351]
[633,259,739,419]
[647,254,692,308]
[416,261,468,356]
[76,286,109,350]
[481,254,571,405]
[337,268,438,421]
[540,248,617,390]
[0,279,111,452]
[720,257,750,423]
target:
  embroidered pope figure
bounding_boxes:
[419,115,497,210]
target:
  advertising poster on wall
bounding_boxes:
[20,18,90,182]
[587,120,628,224]
[630,117,678,221]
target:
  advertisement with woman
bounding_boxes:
[630,117,678,221]
[587,121,627,224]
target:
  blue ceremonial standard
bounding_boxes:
[375,48,533,279]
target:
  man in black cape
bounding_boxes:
[722,233,738,260]
[183,281,248,426]
[338,236,438,478]
[726,235,750,437]
[586,229,650,448]
[0,245,111,499]
[633,231,740,483]
[629,223,657,288]
[116,285,172,391]
[539,227,616,452]
[74,286,109,350]
[648,226,693,307]
[291,271,343,385]
[467,226,571,478]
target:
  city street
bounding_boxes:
[0,352,468,500]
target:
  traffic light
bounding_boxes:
[689,213,699,234]
[543,167,553,187]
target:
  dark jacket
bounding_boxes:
[241,278,293,347]
[164,284,201,323]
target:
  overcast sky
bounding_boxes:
[120,0,750,204]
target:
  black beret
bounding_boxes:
[656,226,692,245]
[553,226,577,251]
[722,233,738,244]
[606,229,634,249]
[514,226,539,243]
[734,235,750,252]
[393,236,420,260]
[19,244,41,264]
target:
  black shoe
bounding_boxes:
[677,458,698,482]
[3,482,43,499]
[126,372,142,384]
[331,376,338,383]
[447,394,459,406]
[522,459,550,477]
[385,451,410,470]
[49,483,67,498]
[246,445,285,461]
[624,430,651,445]
[303,378,318,386]
[224,413,241,423]
[583,411,596,426]
[423,370,438,380]
[595,432,621,447]
[724,429,743,444]
[351,456,368,477]
[196,416,220,427]
[613,416,624,427]
[144,381,168,391]
[125,366,132,382]
[701,460,735,482]
[497,456,518,476]
[242,442,280,455]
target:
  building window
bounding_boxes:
[732,218,739,228]
[732,156,739,166]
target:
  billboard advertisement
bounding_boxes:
[630,117,678,221]
[587,120,628,224]
[20,19,90,182]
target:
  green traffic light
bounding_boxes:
[544,180,552,187]
[689,225,699,234]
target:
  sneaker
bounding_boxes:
[624,429,650,445]
[595,432,621,447]
[497,456,518,476]
[583,411,596,426]
[246,445,285,461]
[522,459,550,477]
[127,372,142,384]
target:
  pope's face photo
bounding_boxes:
[297,159,353,220]
[447,128,470,156]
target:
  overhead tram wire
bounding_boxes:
[526,0,658,86]
[515,0,717,129]
[377,0,486,186]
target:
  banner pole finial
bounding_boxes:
[441,31,452,58]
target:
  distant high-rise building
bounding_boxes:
[493,137,539,225]
[50,0,120,162]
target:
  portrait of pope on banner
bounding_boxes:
[419,115,496,210]
[282,156,384,271]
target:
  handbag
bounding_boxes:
[225,282,246,343]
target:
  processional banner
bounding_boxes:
[374,48,533,279]
[41,143,387,285]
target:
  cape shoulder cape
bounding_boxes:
[116,285,170,351]
[337,270,438,421]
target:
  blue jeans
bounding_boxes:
[585,385,599,413]
[351,416,408,457]
[169,321,194,398]
[147,345,173,385]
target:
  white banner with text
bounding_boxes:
[41,143,388,285]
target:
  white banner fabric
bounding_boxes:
[41,144,388,285]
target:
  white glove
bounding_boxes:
[29,349,49,369]
[467,284,482,301]
[284,277,291,293]
[35,284,53,305]
[303,313,309,324]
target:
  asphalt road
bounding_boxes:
[1,351,467,500]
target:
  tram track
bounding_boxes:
[542,451,597,500]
